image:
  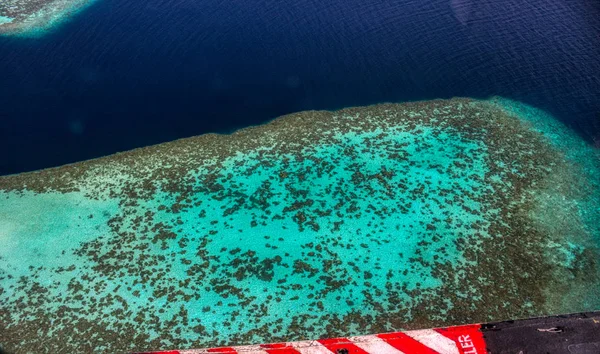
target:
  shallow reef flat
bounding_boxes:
[0,0,93,36]
[1,98,599,352]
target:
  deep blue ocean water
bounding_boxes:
[1,0,599,175]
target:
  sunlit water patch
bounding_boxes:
[0,98,598,352]
[0,15,14,25]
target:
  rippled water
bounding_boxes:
[1,0,599,174]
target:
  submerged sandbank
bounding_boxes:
[0,97,598,352]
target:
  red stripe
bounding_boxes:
[377,332,440,354]
[206,347,237,353]
[260,343,302,353]
[317,337,371,354]
[435,325,487,354]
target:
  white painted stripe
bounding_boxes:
[404,329,460,354]
[292,340,335,354]
[180,346,269,353]
[217,345,270,353]
[238,349,268,353]
[349,335,405,354]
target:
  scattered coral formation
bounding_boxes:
[0,0,93,36]
[0,98,598,352]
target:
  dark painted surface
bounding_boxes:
[482,312,600,354]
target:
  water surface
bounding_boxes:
[1,0,599,174]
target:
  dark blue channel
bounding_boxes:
[0,0,599,175]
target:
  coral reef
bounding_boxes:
[1,98,598,352]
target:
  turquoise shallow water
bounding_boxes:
[0,98,599,352]
[0,16,14,25]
